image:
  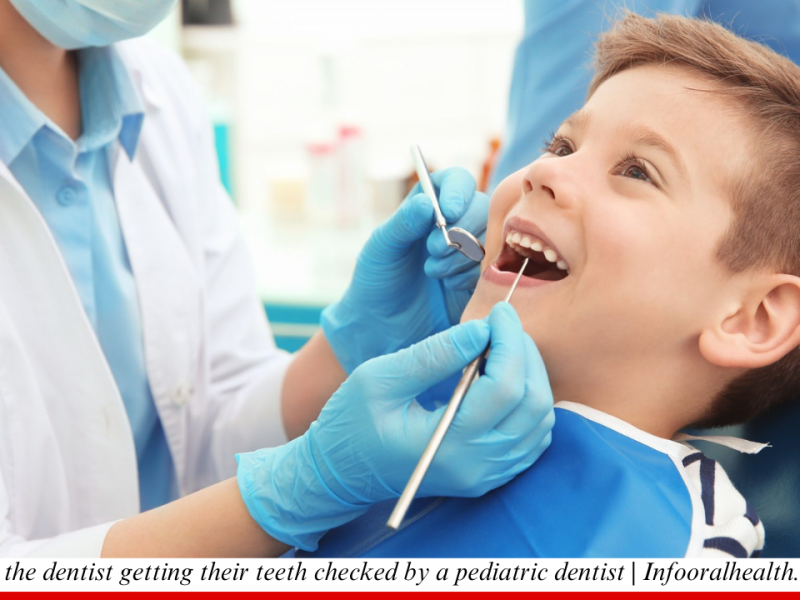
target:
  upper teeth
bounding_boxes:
[505,229,569,272]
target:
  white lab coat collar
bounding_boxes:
[118,41,165,114]
[0,159,24,197]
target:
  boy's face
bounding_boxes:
[463,65,753,394]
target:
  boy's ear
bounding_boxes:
[700,274,800,369]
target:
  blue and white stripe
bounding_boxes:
[682,451,765,558]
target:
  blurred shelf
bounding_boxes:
[182,25,239,51]
[242,212,375,307]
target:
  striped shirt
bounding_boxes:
[681,450,765,557]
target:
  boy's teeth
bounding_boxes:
[505,229,568,273]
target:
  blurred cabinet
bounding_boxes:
[264,302,323,352]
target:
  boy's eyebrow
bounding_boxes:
[563,109,589,131]
[562,109,688,181]
[622,123,688,181]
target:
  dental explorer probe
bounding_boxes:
[387,257,530,530]
[411,145,486,262]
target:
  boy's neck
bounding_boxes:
[0,0,81,140]
[556,354,726,439]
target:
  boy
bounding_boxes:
[299,12,800,558]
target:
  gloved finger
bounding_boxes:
[426,191,489,258]
[423,188,487,262]
[365,193,434,264]
[398,399,446,450]
[483,302,527,385]
[453,303,527,435]
[368,318,490,401]
[450,190,489,239]
[405,179,423,199]
[471,425,555,497]
[493,334,554,438]
[492,396,555,461]
[424,251,476,280]
[428,410,551,499]
[429,167,477,223]
[444,274,483,294]
[441,265,481,292]
[425,226,459,262]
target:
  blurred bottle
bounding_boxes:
[306,142,339,225]
[304,52,341,226]
[338,125,370,228]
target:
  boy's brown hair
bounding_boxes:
[588,12,800,428]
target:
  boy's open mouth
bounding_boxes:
[495,229,569,282]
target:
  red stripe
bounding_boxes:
[1,593,800,598]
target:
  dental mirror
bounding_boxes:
[410,145,486,262]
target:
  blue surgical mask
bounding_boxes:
[10,0,178,49]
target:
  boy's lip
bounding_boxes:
[483,216,570,289]
[483,263,559,288]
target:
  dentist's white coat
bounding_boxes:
[0,39,292,556]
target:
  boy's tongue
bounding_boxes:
[497,245,568,281]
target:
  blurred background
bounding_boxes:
[148,0,522,351]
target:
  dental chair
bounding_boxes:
[692,400,800,557]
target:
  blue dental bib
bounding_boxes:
[298,407,694,558]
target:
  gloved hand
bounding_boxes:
[322,167,489,374]
[237,303,555,551]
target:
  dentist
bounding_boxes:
[0,0,554,557]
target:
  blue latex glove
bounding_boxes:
[237,303,555,551]
[322,167,490,374]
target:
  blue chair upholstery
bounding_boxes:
[693,400,800,557]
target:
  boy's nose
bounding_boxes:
[522,157,578,211]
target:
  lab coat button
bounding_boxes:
[56,186,78,207]
[172,382,193,406]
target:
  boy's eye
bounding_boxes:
[618,157,655,185]
[542,135,659,188]
[542,133,574,157]
[621,164,650,181]
[553,144,573,157]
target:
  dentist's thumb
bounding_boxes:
[365,318,490,400]
[365,194,435,263]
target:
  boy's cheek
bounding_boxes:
[484,171,526,260]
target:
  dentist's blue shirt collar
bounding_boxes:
[0,44,144,166]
